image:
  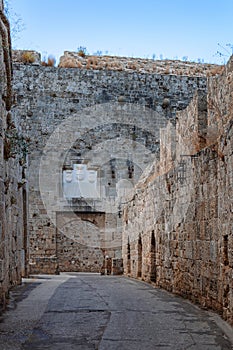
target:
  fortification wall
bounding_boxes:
[122,56,233,324]
[11,56,207,274]
[12,49,221,77]
[58,51,220,76]
[0,3,27,310]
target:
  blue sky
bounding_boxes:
[7,0,233,64]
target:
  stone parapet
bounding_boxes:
[12,49,222,77]
[12,50,41,65]
[58,51,221,77]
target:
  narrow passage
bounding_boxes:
[0,274,232,350]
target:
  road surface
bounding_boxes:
[0,273,232,349]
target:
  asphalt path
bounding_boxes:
[0,273,232,349]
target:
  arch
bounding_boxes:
[150,230,156,282]
[137,234,142,278]
[127,237,131,275]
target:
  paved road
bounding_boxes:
[0,274,232,350]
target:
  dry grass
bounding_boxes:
[163,68,170,74]
[21,51,35,64]
[208,66,225,76]
[77,49,86,58]
[41,55,56,67]
[127,62,138,70]
[47,56,56,66]
[59,58,82,68]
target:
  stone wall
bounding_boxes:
[58,51,222,76]
[11,53,209,274]
[122,56,233,325]
[56,212,105,273]
[12,49,221,77]
[0,2,28,310]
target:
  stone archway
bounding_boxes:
[150,230,156,282]
[137,235,142,278]
[127,237,131,275]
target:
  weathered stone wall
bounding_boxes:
[11,54,208,274]
[59,52,219,76]
[207,57,233,135]
[56,212,105,273]
[122,56,233,325]
[0,2,28,310]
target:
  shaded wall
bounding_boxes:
[0,1,28,310]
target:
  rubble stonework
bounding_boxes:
[59,51,222,76]
[11,54,208,274]
[122,56,233,325]
[12,49,221,77]
[6,41,233,325]
[0,2,28,310]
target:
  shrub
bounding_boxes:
[21,51,35,64]
[208,66,224,76]
[47,56,56,66]
[41,55,56,67]
[77,46,87,57]
[59,58,82,68]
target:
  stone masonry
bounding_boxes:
[122,56,233,325]
[58,51,220,76]
[11,50,212,275]
[1,18,233,326]
[0,1,28,310]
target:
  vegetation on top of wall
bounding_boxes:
[58,51,221,76]
[41,55,56,67]
[21,51,35,64]
[77,46,88,58]
[58,57,82,68]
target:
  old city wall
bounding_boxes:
[0,2,27,309]
[11,51,209,274]
[122,56,233,324]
